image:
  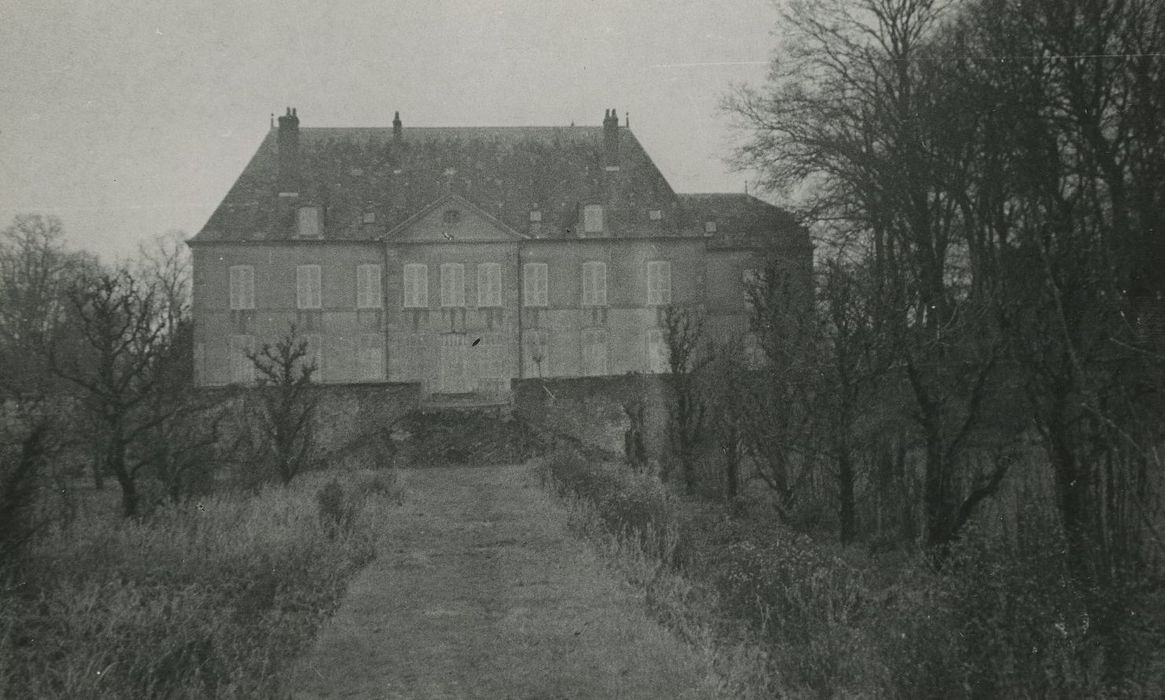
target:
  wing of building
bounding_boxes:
[188,108,811,398]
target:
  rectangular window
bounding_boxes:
[229,335,254,384]
[581,328,608,376]
[356,264,383,309]
[581,261,607,307]
[403,264,428,308]
[646,261,672,306]
[229,265,255,310]
[583,204,604,234]
[646,328,669,373]
[523,262,548,307]
[296,265,322,309]
[440,263,465,307]
[529,210,542,222]
[297,207,322,238]
[358,334,385,381]
[704,220,717,235]
[477,263,502,307]
[648,209,662,221]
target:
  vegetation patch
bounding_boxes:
[0,470,398,699]
[539,449,1165,697]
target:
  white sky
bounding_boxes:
[0,0,779,261]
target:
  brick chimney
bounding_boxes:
[603,107,620,168]
[393,111,402,142]
[277,107,300,193]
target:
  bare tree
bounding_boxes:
[49,270,181,517]
[727,0,1011,549]
[662,305,713,494]
[735,260,820,521]
[0,215,96,396]
[246,325,319,485]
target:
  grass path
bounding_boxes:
[287,464,716,699]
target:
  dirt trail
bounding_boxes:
[288,464,715,699]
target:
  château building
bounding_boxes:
[188,108,810,398]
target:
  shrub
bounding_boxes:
[0,425,47,575]
[316,479,365,540]
[0,470,390,698]
[540,449,683,564]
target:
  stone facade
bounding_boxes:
[189,108,811,396]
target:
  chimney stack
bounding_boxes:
[603,107,619,167]
[393,111,402,142]
[277,107,300,193]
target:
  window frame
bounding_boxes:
[403,264,429,308]
[356,264,383,309]
[583,204,604,235]
[581,261,607,307]
[646,260,672,306]
[440,262,466,308]
[297,206,323,238]
[581,328,608,376]
[476,262,502,308]
[229,264,255,310]
[523,262,548,307]
[296,265,322,309]
[357,333,385,381]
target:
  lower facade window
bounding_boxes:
[581,328,608,377]
[358,334,385,381]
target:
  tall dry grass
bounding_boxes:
[539,448,1165,698]
[0,469,402,699]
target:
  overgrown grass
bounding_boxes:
[0,469,402,699]
[539,448,1165,697]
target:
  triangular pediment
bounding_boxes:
[388,194,526,242]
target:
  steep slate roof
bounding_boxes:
[678,193,808,250]
[192,114,805,248]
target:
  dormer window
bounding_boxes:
[297,206,322,238]
[583,205,604,235]
[704,220,718,236]
[648,209,662,221]
[443,209,461,225]
[529,210,542,222]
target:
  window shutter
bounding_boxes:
[404,264,428,308]
[357,265,381,309]
[229,267,240,309]
[356,265,367,308]
[242,267,254,309]
[660,262,671,304]
[403,265,415,307]
[583,205,604,234]
[582,263,595,306]
[441,263,464,307]
[524,263,548,307]
[296,267,307,309]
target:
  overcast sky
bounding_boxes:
[0,0,779,261]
